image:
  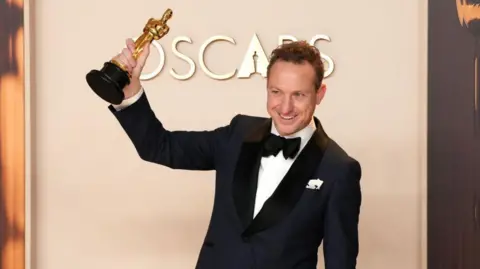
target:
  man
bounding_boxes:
[107,38,362,269]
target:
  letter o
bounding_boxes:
[140,40,165,80]
[131,39,165,81]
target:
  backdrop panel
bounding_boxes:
[428,0,480,268]
[0,0,28,269]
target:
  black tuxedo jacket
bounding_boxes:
[109,92,362,269]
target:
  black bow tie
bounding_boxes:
[262,133,301,159]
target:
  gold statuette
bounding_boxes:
[86,9,173,104]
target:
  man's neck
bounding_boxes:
[271,118,315,137]
[271,117,316,151]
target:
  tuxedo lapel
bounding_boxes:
[240,117,329,237]
[232,118,272,229]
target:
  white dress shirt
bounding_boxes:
[253,119,316,217]
[112,88,316,218]
[111,87,145,111]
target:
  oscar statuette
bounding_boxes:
[86,9,173,105]
[456,0,480,135]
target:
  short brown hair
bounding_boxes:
[266,41,324,90]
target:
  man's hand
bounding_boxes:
[111,38,150,99]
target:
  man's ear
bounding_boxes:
[316,84,327,105]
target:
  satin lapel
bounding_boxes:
[232,118,272,229]
[242,117,329,237]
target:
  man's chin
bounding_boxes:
[274,123,299,136]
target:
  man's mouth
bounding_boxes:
[278,113,297,121]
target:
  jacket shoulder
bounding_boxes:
[324,139,362,181]
[228,114,268,133]
[231,114,268,124]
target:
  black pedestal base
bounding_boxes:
[86,62,130,105]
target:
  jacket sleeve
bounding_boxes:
[109,91,239,171]
[323,160,362,269]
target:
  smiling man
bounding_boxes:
[107,39,362,269]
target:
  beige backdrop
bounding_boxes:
[30,0,428,268]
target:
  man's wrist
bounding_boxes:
[111,87,144,111]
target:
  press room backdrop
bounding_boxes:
[28,0,427,269]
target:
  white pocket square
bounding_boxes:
[306,179,323,190]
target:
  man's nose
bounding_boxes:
[280,98,294,114]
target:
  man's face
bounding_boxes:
[266,60,326,136]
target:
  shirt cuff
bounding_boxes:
[111,87,144,111]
